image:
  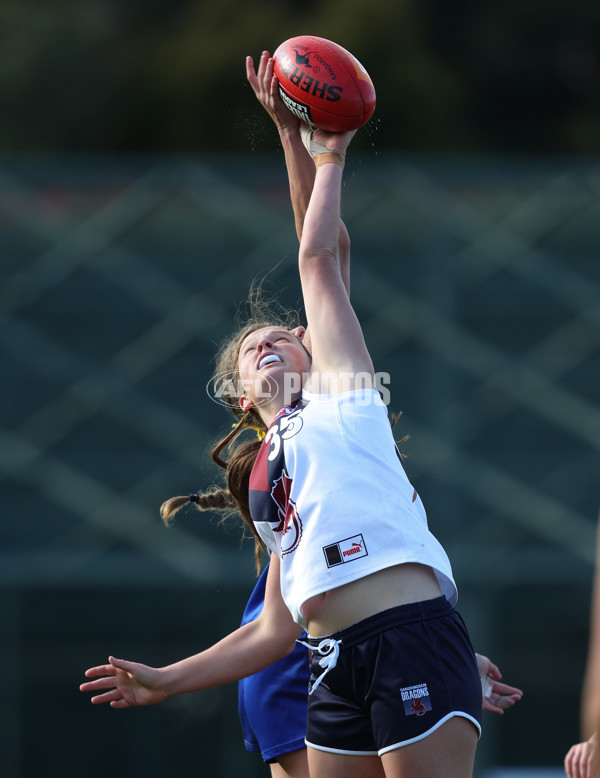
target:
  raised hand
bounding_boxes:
[80,656,168,709]
[246,51,300,133]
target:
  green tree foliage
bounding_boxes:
[0,0,599,152]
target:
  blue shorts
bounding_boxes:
[304,596,482,756]
[238,565,310,763]
[238,642,310,762]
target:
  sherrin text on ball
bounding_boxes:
[273,35,376,132]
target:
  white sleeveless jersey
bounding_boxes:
[248,388,457,628]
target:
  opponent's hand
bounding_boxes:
[80,656,167,709]
[564,738,597,778]
[246,51,300,133]
[476,653,523,715]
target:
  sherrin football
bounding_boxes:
[273,35,376,132]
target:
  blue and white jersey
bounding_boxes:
[248,388,457,628]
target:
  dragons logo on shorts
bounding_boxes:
[400,683,432,717]
[410,698,427,716]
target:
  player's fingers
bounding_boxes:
[80,674,125,693]
[487,660,501,679]
[264,56,274,80]
[572,748,583,778]
[110,698,132,710]
[84,664,116,678]
[246,55,256,82]
[246,56,260,94]
[494,692,521,709]
[80,680,107,693]
[269,74,278,98]
[584,749,595,778]
[265,58,276,96]
[492,681,523,697]
[497,696,516,709]
[564,749,574,777]
[482,699,503,715]
[256,50,270,80]
[90,688,123,705]
[581,753,590,778]
[268,62,280,99]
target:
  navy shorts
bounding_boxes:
[304,596,482,756]
[238,565,310,763]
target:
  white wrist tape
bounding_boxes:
[300,125,345,167]
[481,676,493,698]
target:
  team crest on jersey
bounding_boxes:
[323,534,368,568]
[248,402,305,555]
[271,470,302,555]
[400,683,432,716]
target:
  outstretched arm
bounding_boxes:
[80,556,302,709]
[298,129,373,383]
[476,652,523,715]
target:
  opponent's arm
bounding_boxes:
[247,51,314,242]
[80,556,302,709]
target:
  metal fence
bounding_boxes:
[1,152,599,776]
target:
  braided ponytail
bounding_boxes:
[160,290,302,575]
[160,489,235,525]
[160,412,268,574]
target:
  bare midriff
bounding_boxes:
[303,562,443,637]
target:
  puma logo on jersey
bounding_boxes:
[323,534,368,568]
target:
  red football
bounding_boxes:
[273,35,376,132]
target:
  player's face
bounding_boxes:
[237,326,310,413]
